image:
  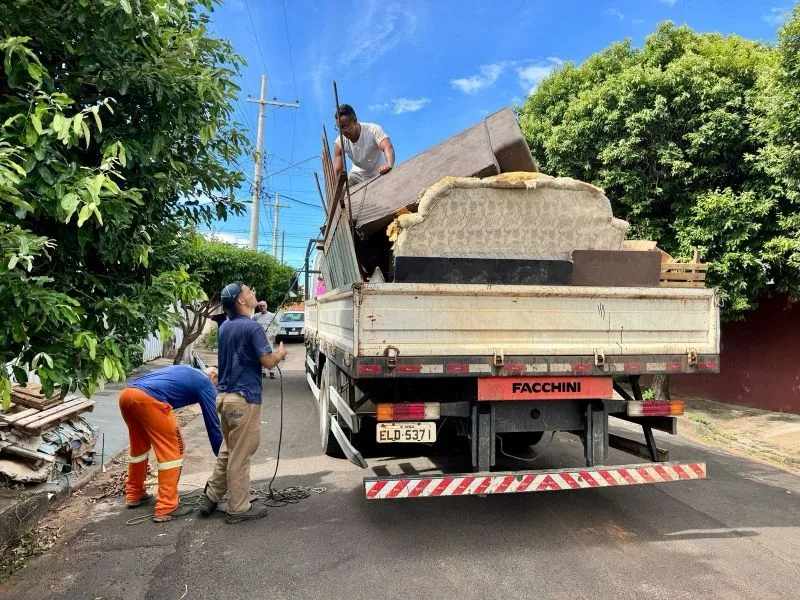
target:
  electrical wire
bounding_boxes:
[496,432,556,463]
[243,0,271,80]
[261,365,326,506]
[280,0,298,101]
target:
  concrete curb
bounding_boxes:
[0,461,104,552]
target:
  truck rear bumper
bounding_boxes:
[364,461,706,500]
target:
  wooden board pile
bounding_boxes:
[0,384,97,484]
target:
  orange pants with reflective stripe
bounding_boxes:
[119,387,184,517]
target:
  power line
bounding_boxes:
[273,191,325,211]
[243,0,270,79]
[280,0,299,203]
[281,0,298,100]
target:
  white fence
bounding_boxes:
[140,327,183,363]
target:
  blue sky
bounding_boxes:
[205,0,791,270]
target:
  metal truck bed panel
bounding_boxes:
[308,289,355,356]
[342,283,719,358]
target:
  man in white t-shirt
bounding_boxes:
[252,301,276,379]
[333,104,395,186]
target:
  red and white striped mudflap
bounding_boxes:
[364,461,706,500]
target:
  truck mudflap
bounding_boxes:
[364,461,706,500]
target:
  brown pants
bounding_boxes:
[204,392,262,514]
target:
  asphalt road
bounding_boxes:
[3,348,799,600]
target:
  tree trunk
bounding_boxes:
[173,304,211,365]
[652,374,671,401]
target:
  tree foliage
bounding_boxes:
[518,20,799,320]
[0,0,249,404]
[172,237,296,365]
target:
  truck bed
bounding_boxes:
[305,282,719,367]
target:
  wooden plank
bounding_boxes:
[660,272,707,281]
[659,281,706,288]
[18,383,42,393]
[13,397,87,428]
[10,384,63,409]
[0,407,41,424]
[8,394,62,410]
[0,443,56,463]
[19,400,95,433]
[662,262,709,271]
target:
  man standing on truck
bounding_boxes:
[198,281,288,524]
[333,104,395,186]
[119,364,222,522]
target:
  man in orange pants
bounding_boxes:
[119,364,221,522]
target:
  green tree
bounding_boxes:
[518,21,783,320]
[0,0,249,406]
[173,237,295,365]
[749,3,800,300]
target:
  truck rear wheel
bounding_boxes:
[319,361,343,457]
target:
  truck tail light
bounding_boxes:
[627,400,685,417]
[376,403,440,421]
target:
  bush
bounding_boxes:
[201,325,218,350]
[125,344,144,373]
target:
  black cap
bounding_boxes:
[221,282,242,312]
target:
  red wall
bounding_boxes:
[670,295,800,414]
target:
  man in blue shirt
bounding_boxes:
[199,281,287,524]
[119,364,221,522]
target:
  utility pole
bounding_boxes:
[280,231,285,264]
[246,74,300,251]
[270,192,289,255]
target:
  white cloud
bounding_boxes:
[206,232,250,248]
[762,7,789,26]
[370,97,432,114]
[606,8,625,20]
[338,1,417,70]
[452,57,565,97]
[451,62,508,94]
[517,57,564,94]
[657,0,677,7]
[390,97,430,114]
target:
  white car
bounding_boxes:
[275,311,304,343]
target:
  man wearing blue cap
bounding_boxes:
[198,281,288,523]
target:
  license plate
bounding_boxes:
[289,331,300,335]
[376,422,436,443]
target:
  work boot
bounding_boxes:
[126,492,154,508]
[225,502,268,524]
[197,493,218,516]
[152,505,193,522]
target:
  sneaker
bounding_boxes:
[126,492,154,508]
[225,502,268,524]
[197,493,218,516]
[153,505,193,522]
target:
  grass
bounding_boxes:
[686,412,738,441]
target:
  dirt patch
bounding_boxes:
[679,395,800,474]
